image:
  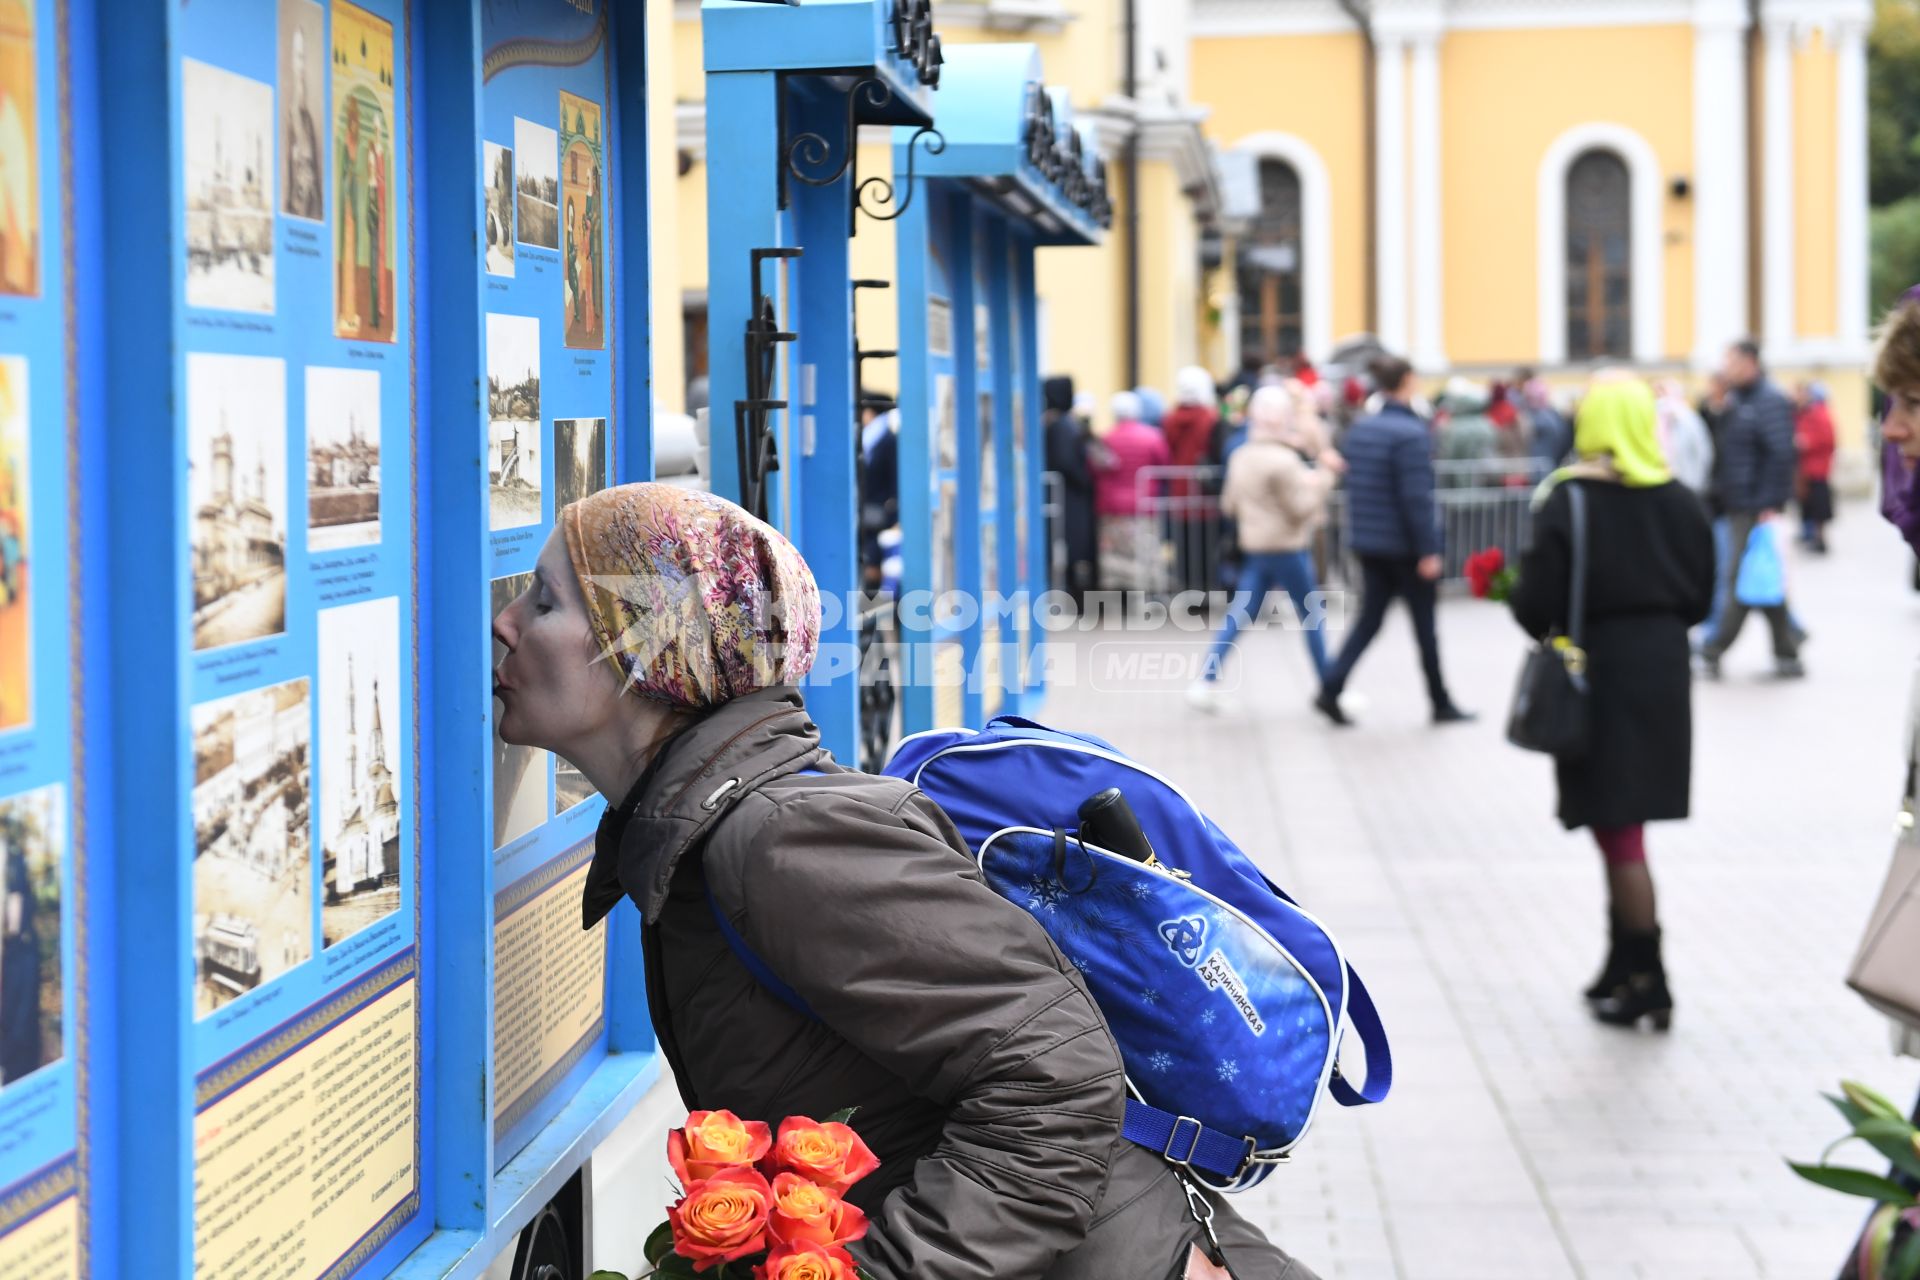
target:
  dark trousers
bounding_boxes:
[1704,512,1800,662]
[1323,554,1453,709]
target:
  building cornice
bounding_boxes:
[677,99,707,164]
[927,1,1075,35]
[1190,0,1866,36]
[1091,96,1222,219]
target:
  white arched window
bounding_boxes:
[1230,133,1332,362]
[1537,123,1664,364]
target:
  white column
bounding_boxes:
[1836,13,1870,352]
[1374,37,1409,356]
[1691,0,1749,366]
[1409,33,1445,370]
[1762,15,1796,354]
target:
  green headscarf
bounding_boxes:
[1558,377,1672,489]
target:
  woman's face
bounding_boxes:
[493,531,624,752]
[1886,385,1920,463]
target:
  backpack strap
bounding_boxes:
[705,765,828,1023]
[1120,1098,1257,1183]
[1328,964,1393,1107]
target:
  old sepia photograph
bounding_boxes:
[307,365,381,551]
[0,0,41,298]
[192,677,312,1018]
[492,572,548,848]
[333,0,398,342]
[278,0,325,222]
[554,758,593,815]
[559,92,604,348]
[189,353,287,652]
[487,312,542,530]
[319,597,402,948]
[485,141,514,277]
[0,782,62,1088]
[183,58,275,314]
[0,356,27,733]
[551,416,605,515]
[513,116,558,250]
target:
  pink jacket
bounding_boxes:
[1091,419,1171,516]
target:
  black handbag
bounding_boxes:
[1506,480,1592,758]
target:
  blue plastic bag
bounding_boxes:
[1735,520,1786,607]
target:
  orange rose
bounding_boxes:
[753,1243,860,1280]
[668,1167,773,1271]
[764,1117,880,1195]
[767,1172,869,1250]
[670,1109,774,1185]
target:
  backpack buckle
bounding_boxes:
[1163,1116,1204,1166]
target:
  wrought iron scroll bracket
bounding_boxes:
[853,125,945,234]
[783,77,895,207]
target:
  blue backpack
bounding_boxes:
[881,716,1392,1191]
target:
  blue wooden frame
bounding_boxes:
[893,43,1104,737]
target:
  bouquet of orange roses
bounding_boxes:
[629,1108,881,1280]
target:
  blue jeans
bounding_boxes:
[1700,515,1803,647]
[1204,550,1330,682]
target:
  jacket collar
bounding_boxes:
[581,685,823,927]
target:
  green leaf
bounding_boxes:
[1890,1221,1920,1280]
[588,1273,631,1280]
[1828,1091,1877,1130]
[1788,1161,1918,1204]
[646,1254,703,1280]
[1845,1080,1908,1122]
[1854,1118,1920,1182]
[644,1221,677,1267]
[823,1107,861,1127]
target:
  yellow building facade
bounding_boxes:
[652,0,1873,464]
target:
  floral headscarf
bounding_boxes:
[560,484,821,712]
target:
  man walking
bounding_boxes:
[1315,356,1474,726]
[1700,339,1805,678]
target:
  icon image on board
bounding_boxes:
[188,353,288,652]
[492,572,549,848]
[513,116,558,250]
[487,313,542,530]
[0,0,42,299]
[306,365,382,552]
[0,356,28,733]
[279,0,325,222]
[192,677,313,1017]
[559,92,603,349]
[552,416,605,514]
[182,58,276,315]
[485,141,515,277]
[319,597,402,948]
[0,782,63,1088]
[333,0,397,343]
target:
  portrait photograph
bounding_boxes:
[0,782,62,1088]
[559,92,604,349]
[188,353,288,652]
[513,116,558,251]
[278,0,325,222]
[318,596,402,948]
[183,58,276,315]
[192,677,313,1018]
[487,312,542,530]
[492,572,548,848]
[485,141,514,277]
[551,416,605,515]
[333,0,398,343]
[307,364,382,551]
[0,356,27,733]
[0,0,41,298]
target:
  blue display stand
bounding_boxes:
[701,0,940,768]
[892,44,1106,735]
[0,3,664,1278]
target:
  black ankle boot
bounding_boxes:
[1583,912,1629,1003]
[1591,927,1673,1031]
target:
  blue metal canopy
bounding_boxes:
[899,43,1109,246]
[704,0,940,126]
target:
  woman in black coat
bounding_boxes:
[1043,375,1099,602]
[1508,376,1715,1031]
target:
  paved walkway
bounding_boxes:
[1043,504,1920,1279]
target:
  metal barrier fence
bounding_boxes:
[1043,457,1549,599]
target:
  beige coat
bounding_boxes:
[1220,439,1336,553]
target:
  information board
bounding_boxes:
[0,1,83,1274]
[170,0,425,1273]
[477,0,617,1175]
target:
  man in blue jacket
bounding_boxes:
[1699,339,1805,678]
[1315,356,1473,726]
